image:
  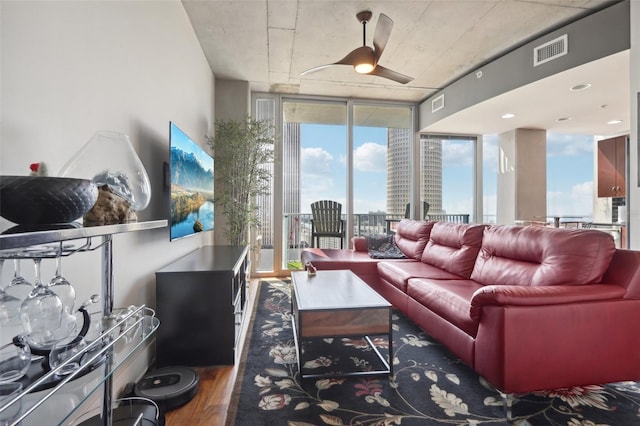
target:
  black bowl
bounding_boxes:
[0,176,98,225]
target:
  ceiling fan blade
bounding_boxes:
[335,46,374,66]
[300,64,334,76]
[373,13,393,60]
[301,47,370,76]
[370,65,414,84]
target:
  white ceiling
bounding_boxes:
[182,0,629,136]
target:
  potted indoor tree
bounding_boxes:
[206,117,273,247]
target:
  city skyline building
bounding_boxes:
[387,129,443,218]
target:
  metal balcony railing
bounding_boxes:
[281,213,470,250]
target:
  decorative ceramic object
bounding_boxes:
[0,176,98,225]
[59,130,151,211]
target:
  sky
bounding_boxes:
[170,122,214,172]
[298,123,595,221]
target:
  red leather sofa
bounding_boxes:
[301,219,640,395]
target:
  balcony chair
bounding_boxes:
[310,200,345,249]
[386,202,431,234]
[405,201,430,220]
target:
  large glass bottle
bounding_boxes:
[59,130,151,211]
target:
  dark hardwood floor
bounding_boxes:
[164,365,235,425]
[164,278,263,425]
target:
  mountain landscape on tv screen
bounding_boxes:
[170,146,214,190]
[170,146,214,239]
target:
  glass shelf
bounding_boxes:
[0,306,159,425]
[0,220,167,253]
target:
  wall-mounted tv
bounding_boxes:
[169,122,214,240]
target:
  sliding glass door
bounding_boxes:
[252,94,416,275]
[282,99,347,269]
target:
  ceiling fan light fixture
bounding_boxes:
[301,12,413,84]
[355,62,375,74]
[351,46,376,74]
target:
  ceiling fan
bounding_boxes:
[301,11,414,84]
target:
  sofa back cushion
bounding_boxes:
[470,225,616,286]
[394,219,435,260]
[420,222,486,278]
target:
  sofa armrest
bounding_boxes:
[352,236,368,252]
[469,284,626,320]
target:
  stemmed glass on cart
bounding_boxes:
[0,260,22,327]
[49,245,77,320]
[4,259,34,303]
[0,260,31,385]
[20,256,65,348]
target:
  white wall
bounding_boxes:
[0,0,215,406]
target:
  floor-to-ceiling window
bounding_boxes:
[253,96,277,273]
[547,132,594,223]
[353,104,413,235]
[419,134,478,224]
[252,95,417,274]
[281,99,347,270]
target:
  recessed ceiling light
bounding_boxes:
[556,117,572,122]
[501,113,515,119]
[570,83,591,91]
[608,119,623,125]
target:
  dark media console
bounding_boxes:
[155,245,249,367]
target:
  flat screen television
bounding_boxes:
[169,122,214,240]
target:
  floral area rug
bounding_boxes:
[227,279,640,425]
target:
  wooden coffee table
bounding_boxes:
[291,269,392,379]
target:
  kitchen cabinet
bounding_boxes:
[597,135,627,197]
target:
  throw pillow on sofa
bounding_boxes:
[367,234,407,259]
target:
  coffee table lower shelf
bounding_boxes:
[291,316,393,380]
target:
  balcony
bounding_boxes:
[255,213,470,272]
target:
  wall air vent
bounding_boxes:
[432,94,445,113]
[534,34,568,67]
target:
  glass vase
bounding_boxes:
[59,130,151,211]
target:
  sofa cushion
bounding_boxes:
[421,222,486,279]
[378,261,461,292]
[406,278,484,337]
[470,225,616,286]
[367,234,407,259]
[394,219,435,260]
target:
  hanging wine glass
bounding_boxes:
[20,257,64,347]
[0,260,22,326]
[49,247,78,340]
[49,255,76,314]
[4,259,34,302]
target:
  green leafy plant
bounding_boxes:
[206,117,274,246]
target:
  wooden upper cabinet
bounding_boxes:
[597,135,627,198]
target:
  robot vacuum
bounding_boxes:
[134,366,199,412]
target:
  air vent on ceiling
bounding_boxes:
[533,34,568,67]
[432,94,445,113]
